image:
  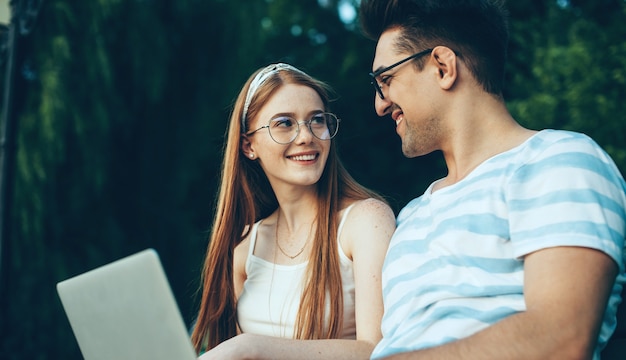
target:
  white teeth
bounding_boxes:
[290,154,316,161]
[395,114,404,126]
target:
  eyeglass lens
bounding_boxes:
[269,113,338,144]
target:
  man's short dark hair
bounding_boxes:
[359,0,510,96]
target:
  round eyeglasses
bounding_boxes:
[244,112,340,145]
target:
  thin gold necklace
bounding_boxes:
[275,211,308,259]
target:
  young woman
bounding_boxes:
[191,63,396,359]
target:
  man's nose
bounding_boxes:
[375,93,392,117]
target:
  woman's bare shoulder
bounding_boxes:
[343,197,395,221]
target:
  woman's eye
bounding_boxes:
[310,115,326,125]
[380,75,392,85]
[272,117,295,128]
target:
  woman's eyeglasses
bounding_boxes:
[245,112,340,145]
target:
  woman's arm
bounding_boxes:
[198,333,379,359]
[343,198,396,345]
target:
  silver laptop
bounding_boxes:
[57,249,197,360]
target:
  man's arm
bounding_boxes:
[384,246,618,360]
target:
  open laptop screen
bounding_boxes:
[56,249,197,360]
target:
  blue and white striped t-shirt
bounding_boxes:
[371,130,626,359]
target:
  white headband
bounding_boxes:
[241,63,307,131]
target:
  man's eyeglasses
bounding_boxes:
[245,112,340,145]
[369,48,433,100]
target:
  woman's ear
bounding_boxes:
[241,136,256,159]
[432,46,457,90]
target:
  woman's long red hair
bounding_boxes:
[190,66,383,352]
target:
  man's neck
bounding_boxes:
[435,93,535,190]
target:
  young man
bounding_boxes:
[359,1,626,359]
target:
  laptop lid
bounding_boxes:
[56,249,197,360]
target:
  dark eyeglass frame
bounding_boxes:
[244,112,340,145]
[369,48,433,100]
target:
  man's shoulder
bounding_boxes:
[526,129,589,146]
[516,129,611,168]
[528,129,599,150]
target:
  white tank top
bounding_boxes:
[236,204,357,339]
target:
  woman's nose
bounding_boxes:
[293,121,314,144]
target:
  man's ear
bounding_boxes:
[432,46,458,90]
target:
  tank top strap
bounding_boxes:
[337,201,358,238]
[247,220,262,258]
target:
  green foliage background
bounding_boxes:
[0,0,624,358]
